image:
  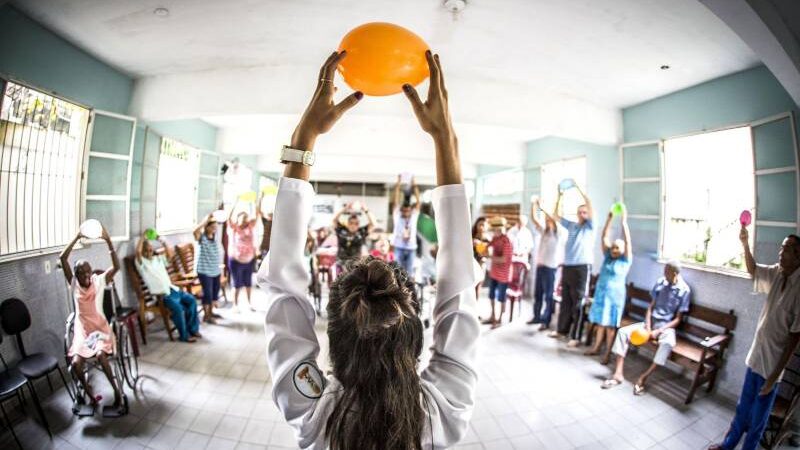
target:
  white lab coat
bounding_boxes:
[259,177,479,449]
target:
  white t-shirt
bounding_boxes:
[508,225,534,258]
[747,264,800,379]
[393,208,420,250]
[260,177,479,449]
[136,255,176,295]
[536,225,566,269]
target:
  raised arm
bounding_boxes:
[227,199,238,226]
[101,226,120,284]
[332,206,346,229]
[194,213,212,241]
[158,236,174,261]
[553,191,564,222]
[404,51,478,447]
[393,176,402,211]
[622,209,632,259]
[135,233,146,264]
[529,201,543,233]
[601,212,613,253]
[577,185,594,220]
[363,205,376,233]
[740,226,756,276]
[59,232,82,283]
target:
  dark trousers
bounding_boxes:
[198,273,221,305]
[533,266,557,325]
[720,367,779,450]
[557,264,590,338]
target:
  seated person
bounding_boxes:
[369,236,395,263]
[135,233,201,343]
[59,225,125,415]
[602,260,690,395]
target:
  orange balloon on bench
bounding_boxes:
[631,328,651,346]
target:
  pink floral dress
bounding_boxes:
[68,274,115,358]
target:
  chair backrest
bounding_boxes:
[124,255,156,303]
[509,262,529,290]
[176,243,196,275]
[0,298,32,356]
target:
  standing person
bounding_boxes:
[135,233,201,343]
[585,210,632,357]
[228,200,260,312]
[601,261,689,395]
[194,213,222,324]
[59,226,125,415]
[508,214,534,263]
[261,49,479,449]
[549,186,595,347]
[472,216,490,299]
[527,199,566,329]
[482,217,513,329]
[708,230,800,450]
[392,176,422,275]
[332,202,375,273]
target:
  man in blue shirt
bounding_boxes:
[548,186,594,347]
[602,261,691,395]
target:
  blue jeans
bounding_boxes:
[488,278,509,303]
[533,266,557,325]
[394,248,416,275]
[164,289,200,341]
[720,367,779,450]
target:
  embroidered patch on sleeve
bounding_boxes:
[293,362,324,399]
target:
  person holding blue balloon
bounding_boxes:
[548,180,595,347]
[584,205,632,358]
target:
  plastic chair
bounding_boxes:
[506,261,530,322]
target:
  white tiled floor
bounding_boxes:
[0,287,792,449]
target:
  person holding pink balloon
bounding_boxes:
[709,225,800,450]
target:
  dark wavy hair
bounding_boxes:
[326,257,425,450]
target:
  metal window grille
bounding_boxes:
[0,81,89,261]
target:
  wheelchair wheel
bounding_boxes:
[116,324,139,390]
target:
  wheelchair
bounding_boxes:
[63,272,139,418]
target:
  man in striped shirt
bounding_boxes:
[482,217,514,329]
[548,186,594,347]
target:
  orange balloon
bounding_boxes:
[337,22,430,96]
[630,328,651,346]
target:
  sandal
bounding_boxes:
[601,379,622,389]
[633,384,646,396]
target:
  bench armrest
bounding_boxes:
[701,334,730,349]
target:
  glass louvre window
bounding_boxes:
[0,81,89,260]
[156,137,200,232]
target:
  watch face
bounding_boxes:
[303,152,315,166]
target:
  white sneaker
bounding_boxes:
[567,339,580,347]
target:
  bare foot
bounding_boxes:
[186,336,198,343]
[583,349,601,356]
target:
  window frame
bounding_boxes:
[80,109,136,243]
[154,136,202,235]
[621,111,800,277]
[0,76,91,262]
[196,148,221,221]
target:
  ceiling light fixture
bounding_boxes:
[443,0,466,20]
[153,7,170,17]
[660,64,670,70]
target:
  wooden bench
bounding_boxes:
[617,282,737,404]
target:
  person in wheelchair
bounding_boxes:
[59,225,126,416]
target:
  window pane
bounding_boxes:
[198,179,216,202]
[757,172,797,223]
[628,218,660,254]
[663,126,754,270]
[86,199,126,238]
[90,114,133,155]
[156,138,199,232]
[755,225,795,264]
[86,156,128,196]
[0,82,87,259]
[623,182,659,216]
[200,152,219,176]
[754,117,795,170]
[540,157,587,221]
[623,144,659,178]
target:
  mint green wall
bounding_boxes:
[623,65,798,143]
[0,5,132,114]
[146,119,219,152]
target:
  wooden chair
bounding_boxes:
[123,255,176,342]
[761,350,800,449]
[615,282,737,404]
[506,261,529,322]
[175,242,228,301]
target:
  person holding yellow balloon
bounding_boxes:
[227,196,261,312]
[602,261,691,395]
[260,38,480,449]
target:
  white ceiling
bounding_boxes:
[12,0,761,182]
